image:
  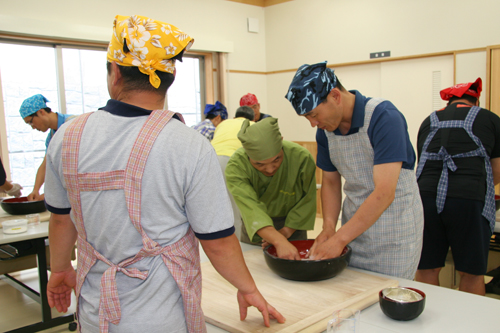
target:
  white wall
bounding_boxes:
[0,0,270,70]
[265,0,500,70]
[263,0,498,142]
[1,0,498,143]
[456,51,487,107]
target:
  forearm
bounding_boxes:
[321,172,342,233]
[257,226,289,245]
[200,235,257,294]
[0,180,13,192]
[49,214,77,272]
[333,187,395,247]
[33,157,47,192]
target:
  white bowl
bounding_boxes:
[2,219,28,234]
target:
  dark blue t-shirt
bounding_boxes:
[317,90,416,172]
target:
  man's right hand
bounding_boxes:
[27,191,44,201]
[47,267,76,313]
[5,182,23,198]
[274,239,301,260]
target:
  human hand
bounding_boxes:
[275,240,301,260]
[308,237,345,260]
[237,289,286,327]
[5,182,23,198]
[47,268,76,313]
[308,228,335,257]
[27,191,44,201]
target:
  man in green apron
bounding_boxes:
[225,117,317,260]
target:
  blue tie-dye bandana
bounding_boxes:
[19,94,49,118]
[204,101,228,120]
[285,61,337,115]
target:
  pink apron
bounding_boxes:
[61,110,206,332]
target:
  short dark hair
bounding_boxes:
[448,94,478,106]
[235,106,255,121]
[43,107,52,113]
[205,113,219,120]
[335,79,345,92]
[106,62,175,95]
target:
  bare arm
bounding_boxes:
[28,156,46,201]
[320,170,343,237]
[309,162,402,260]
[257,226,300,260]
[47,213,78,312]
[308,170,342,256]
[491,157,500,185]
[200,234,286,327]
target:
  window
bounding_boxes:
[0,39,207,196]
[0,43,61,195]
[61,48,110,115]
[167,56,203,127]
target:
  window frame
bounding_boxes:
[0,32,215,181]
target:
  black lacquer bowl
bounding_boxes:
[263,239,352,281]
[379,287,426,321]
[1,197,47,215]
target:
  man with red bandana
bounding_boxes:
[415,78,500,295]
[239,93,272,122]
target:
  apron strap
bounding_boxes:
[124,110,176,245]
[62,112,94,237]
[415,106,496,231]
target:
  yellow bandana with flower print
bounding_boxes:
[107,15,194,88]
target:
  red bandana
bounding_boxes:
[240,93,258,106]
[440,77,482,101]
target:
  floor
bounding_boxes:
[1,217,499,332]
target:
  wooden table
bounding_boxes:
[202,243,500,333]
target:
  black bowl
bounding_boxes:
[379,287,426,321]
[1,197,47,215]
[263,239,352,281]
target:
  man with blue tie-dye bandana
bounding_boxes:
[285,61,423,280]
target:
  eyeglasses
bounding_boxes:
[26,114,37,126]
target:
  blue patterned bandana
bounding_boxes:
[285,61,337,115]
[19,94,49,118]
[204,101,228,120]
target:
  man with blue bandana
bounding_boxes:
[19,94,76,201]
[285,61,423,279]
[192,101,227,141]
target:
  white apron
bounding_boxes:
[324,98,423,279]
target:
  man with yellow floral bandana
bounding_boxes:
[44,15,285,332]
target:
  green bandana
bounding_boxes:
[238,117,283,161]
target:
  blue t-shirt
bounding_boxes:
[45,113,76,150]
[317,90,416,172]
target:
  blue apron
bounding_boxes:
[416,106,496,233]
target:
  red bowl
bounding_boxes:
[1,197,46,215]
[263,239,351,281]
